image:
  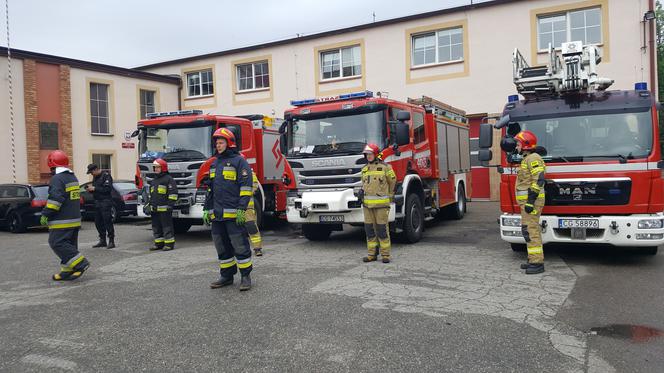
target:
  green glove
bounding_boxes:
[202,210,211,225]
[40,215,48,226]
[236,209,246,225]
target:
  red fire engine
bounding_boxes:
[134,110,290,232]
[479,41,663,255]
[278,91,472,243]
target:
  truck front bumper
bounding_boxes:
[136,203,205,220]
[286,189,395,224]
[500,213,664,247]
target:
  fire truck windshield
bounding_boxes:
[516,109,653,163]
[287,110,386,158]
[138,125,213,162]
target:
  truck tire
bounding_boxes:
[510,243,527,252]
[400,193,424,243]
[302,224,332,241]
[173,219,192,234]
[8,213,26,233]
[450,184,466,220]
[638,246,658,255]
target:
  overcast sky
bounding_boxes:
[1,0,493,68]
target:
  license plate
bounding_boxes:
[558,219,599,229]
[172,210,179,218]
[319,215,344,223]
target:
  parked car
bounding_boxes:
[0,183,50,233]
[80,180,139,222]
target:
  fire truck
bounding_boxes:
[278,91,472,243]
[478,41,663,255]
[133,110,290,232]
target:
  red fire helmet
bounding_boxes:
[47,150,69,168]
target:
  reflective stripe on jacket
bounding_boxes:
[204,150,253,221]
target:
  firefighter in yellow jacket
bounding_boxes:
[245,172,263,256]
[514,130,546,274]
[359,143,397,263]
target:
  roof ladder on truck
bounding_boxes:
[512,41,614,98]
[407,96,467,124]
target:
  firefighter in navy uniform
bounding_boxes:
[359,143,397,263]
[203,128,254,291]
[40,150,90,281]
[86,163,116,249]
[514,130,546,274]
[147,158,178,251]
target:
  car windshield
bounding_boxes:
[515,109,653,162]
[114,182,137,192]
[139,125,214,162]
[287,110,386,158]
[32,186,49,200]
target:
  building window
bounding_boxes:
[186,69,214,97]
[237,61,269,91]
[412,27,463,66]
[538,7,601,50]
[90,83,110,135]
[92,153,112,172]
[320,45,361,80]
[39,122,59,149]
[139,89,156,119]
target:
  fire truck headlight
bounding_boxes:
[195,190,206,204]
[502,217,522,227]
[638,219,664,229]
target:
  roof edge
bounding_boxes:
[0,47,181,85]
[136,0,521,70]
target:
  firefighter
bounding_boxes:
[41,150,90,281]
[359,143,397,263]
[86,163,116,249]
[147,158,178,251]
[514,130,546,274]
[246,171,263,256]
[203,128,254,291]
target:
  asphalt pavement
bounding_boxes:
[0,202,662,372]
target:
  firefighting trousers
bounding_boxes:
[211,220,252,278]
[245,208,262,249]
[363,206,391,258]
[151,211,175,249]
[48,227,81,265]
[94,199,115,240]
[518,198,545,264]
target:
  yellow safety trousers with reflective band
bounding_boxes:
[361,161,396,209]
[516,152,545,264]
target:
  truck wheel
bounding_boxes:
[8,213,26,233]
[638,246,658,255]
[450,184,466,220]
[400,194,424,243]
[510,243,527,252]
[173,219,192,234]
[302,224,331,241]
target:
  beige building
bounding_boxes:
[0,48,179,184]
[0,0,657,191]
[139,0,656,117]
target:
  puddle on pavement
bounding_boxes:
[590,324,663,343]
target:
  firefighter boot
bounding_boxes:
[107,238,116,249]
[210,277,233,289]
[239,275,252,291]
[520,263,528,269]
[254,248,263,257]
[362,256,377,262]
[525,263,545,274]
[53,257,90,281]
[92,239,107,248]
[382,257,391,263]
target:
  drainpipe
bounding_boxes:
[649,0,657,100]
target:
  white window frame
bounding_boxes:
[139,89,156,119]
[537,7,602,51]
[90,82,110,135]
[320,45,362,81]
[411,27,464,67]
[186,69,214,98]
[92,153,112,173]
[236,61,270,92]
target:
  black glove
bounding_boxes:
[524,203,536,215]
[357,189,364,203]
[527,189,539,205]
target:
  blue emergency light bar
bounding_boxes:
[290,90,374,106]
[635,82,648,91]
[507,94,519,103]
[146,109,203,119]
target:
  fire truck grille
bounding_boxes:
[553,228,605,239]
[545,179,631,206]
[299,168,362,177]
[300,177,361,186]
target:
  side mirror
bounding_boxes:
[130,130,140,138]
[279,133,288,155]
[279,121,288,135]
[507,122,522,137]
[478,149,493,162]
[396,111,411,122]
[494,114,511,129]
[396,122,410,146]
[479,123,493,148]
[500,136,517,153]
